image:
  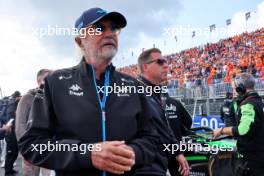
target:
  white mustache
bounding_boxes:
[101,38,117,47]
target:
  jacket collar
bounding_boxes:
[79,57,116,78]
[137,75,164,100]
[237,91,260,104]
[137,75,157,87]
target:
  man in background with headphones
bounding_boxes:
[213,73,264,176]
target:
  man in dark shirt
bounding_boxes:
[214,73,264,175]
[5,91,21,176]
[136,48,190,176]
[220,92,236,127]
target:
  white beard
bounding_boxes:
[98,46,117,62]
[84,45,117,64]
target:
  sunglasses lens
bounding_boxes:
[111,24,121,34]
[157,59,167,65]
[93,23,121,34]
[94,23,105,32]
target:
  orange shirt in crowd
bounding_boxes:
[224,75,231,83]
[207,75,213,85]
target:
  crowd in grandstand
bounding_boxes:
[119,28,264,90]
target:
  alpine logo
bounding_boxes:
[69,84,83,96]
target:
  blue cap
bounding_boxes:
[75,7,127,31]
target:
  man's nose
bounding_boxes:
[163,63,169,70]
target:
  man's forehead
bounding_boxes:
[150,52,162,59]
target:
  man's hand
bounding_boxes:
[213,128,222,138]
[2,124,12,135]
[176,154,189,176]
[214,127,233,138]
[91,141,135,174]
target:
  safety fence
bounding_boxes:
[168,78,264,100]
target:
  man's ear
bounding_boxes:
[75,36,82,48]
[143,64,148,72]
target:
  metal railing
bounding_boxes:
[168,78,264,99]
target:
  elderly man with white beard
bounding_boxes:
[18,7,158,176]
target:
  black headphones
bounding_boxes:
[235,83,246,94]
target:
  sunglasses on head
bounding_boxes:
[92,23,122,35]
[146,58,168,66]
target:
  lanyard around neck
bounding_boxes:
[91,66,110,139]
[91,66,110,176]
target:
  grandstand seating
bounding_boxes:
[118,28,264,102]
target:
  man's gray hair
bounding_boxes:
[137,48,162,73]
[235,73,255,89]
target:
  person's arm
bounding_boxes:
[166,116,190,176]
[176,154,189,176]
[167,99,190,175]
[232,103,255,137]
[0,125,12,139]
[214,103,255,138]
[6,102,16,121]
[15,94,32,140]
[18,78,93,171]
[127,93,159,167]
[214,127,234,138]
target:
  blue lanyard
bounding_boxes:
[91,66,110,176]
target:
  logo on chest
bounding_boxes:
[166,104,178,118]
[69,84,83,96]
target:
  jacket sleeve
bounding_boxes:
[128,93,159,167]
[176,100,192,129]
[6,103,16,120]
[15,94,32,141]
[232,103,255,137]
[18,78,92,171]
[167,98,188,156]
[0,128,5,140]
[0,107,7,123]
[168,123,183,157]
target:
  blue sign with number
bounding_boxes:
[192,115,225,129]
